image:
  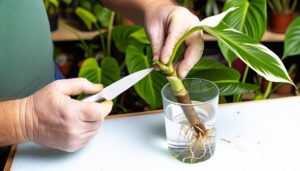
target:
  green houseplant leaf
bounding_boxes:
[219,0,267,65]
[216,82,259,96]
[204,22,292,84]
[112,25,141,53]
[78,58,101,84]
[126,45,167,109]
[93,4,112,28]
[283,17,300,59]
[75,7,97,30]
[129,29,150,44]
[187,58,258,96]
[168,8,293,85]
[101,57,120,87]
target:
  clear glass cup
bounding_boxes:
[161,78,219,163]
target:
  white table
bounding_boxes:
[8,97,300,171]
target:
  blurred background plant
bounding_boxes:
[43,0,300,113]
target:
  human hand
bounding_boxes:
[144,4,204,78]
[22,78,112,152]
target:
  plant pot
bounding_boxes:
[161,78,219,163]
[55,52,72,76]
[48,14,59,32]
[123,17,134,25]
[232,58,246,75]
[269,12,295,34]
[295,82,300,96]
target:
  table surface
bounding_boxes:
[7,96,300,171]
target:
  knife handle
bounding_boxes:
[81,93,106,102]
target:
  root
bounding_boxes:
[173,124,216,163]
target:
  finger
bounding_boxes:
[160,19,189,64]
[177,33,204,78]
[147,23,165,63]
[59,78,103,96]
[77,100,113,122]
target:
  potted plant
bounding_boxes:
[43,0,59,32]
[268,0,298,33]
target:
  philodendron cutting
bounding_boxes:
[153,7,294,162]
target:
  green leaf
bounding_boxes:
[204,22,293,84]
[75,7,97,30]
[130,29,150,44]
[93,4,112,28]
[188,68,240,83]
[219,0,267,64]
[61,0,72,5]
[49,0,59,8]
[216,82,259,96]
[189,58,227,71]
[101,57,120,87]
[283,17,300,59]
[112,25,142,53]
[78,58,101,84]
[126,45,167,109]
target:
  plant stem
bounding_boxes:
[107,12,116,57]
[154,61,207,136]
[291,0,298,12]
[167,26,204,66]
[263,81,273,99]
[96,24,106,56]
[236,65,249,102]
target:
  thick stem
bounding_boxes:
[166,73,207,136]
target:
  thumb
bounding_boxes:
[59,78,103,96]
[77,100,113,122]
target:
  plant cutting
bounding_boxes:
[43,0,59,31]
[268,0,298,33]
[69,5,293,161]
[115,8,292,162]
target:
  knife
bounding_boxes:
[81,68,154,102]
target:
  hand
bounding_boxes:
[144,4,204,78]
[22,78,112,152]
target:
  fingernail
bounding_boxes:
[181,70,188,78]
[102,100,113,106]
[162,56,169,64]
[94,84,103,91]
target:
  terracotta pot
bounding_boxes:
[123,17,134,25]
[270,12,295,34]
[295,82,300,96]
[55,52,72,76]
[232,58,246,75]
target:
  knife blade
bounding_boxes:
[81,68,154,102]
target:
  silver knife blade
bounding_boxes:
[82,68,153,102]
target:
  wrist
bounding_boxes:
[15,97,36,142]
